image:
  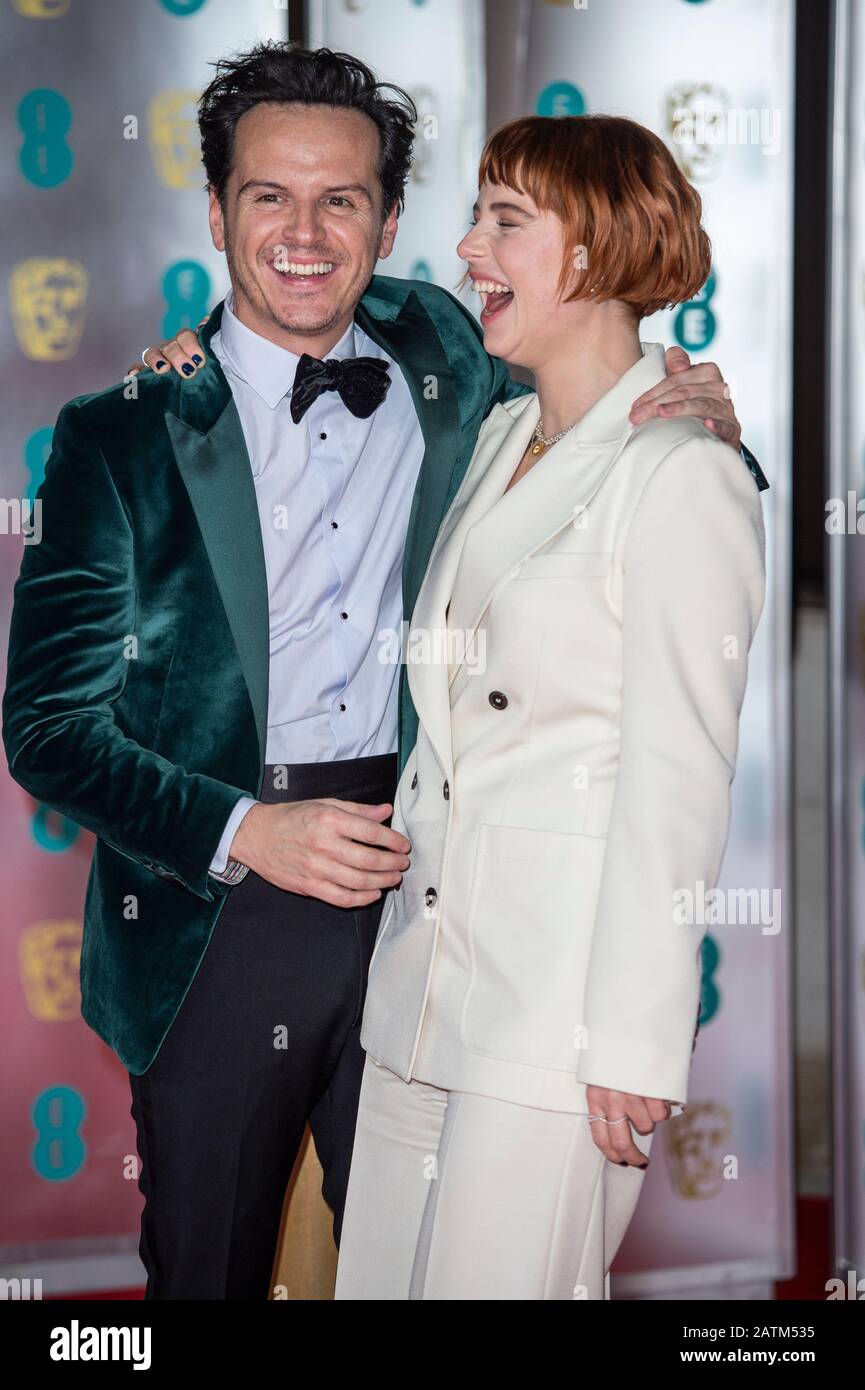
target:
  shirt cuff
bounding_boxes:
[209,796,257,876]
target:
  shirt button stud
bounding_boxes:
[489,690,508,709]
[424,887,437,909]
[443,779,449,800]
[411,772,418,789]
[340,611,348,619]
[339,702,346,711]
[331,520,338,529]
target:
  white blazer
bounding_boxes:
[360,343,766,1110]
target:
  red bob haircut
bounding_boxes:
[475,113,712,320]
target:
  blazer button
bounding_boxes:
[411,771,418,789]
[443,779,449,800]
[489,690,508,710]
[424,886,437,909]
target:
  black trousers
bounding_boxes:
[128,753,398,1300]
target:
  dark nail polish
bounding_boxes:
[638,1162,649,1169]
[155,360,167,370]
[181,363,194,376]
[192,354,203,365]
[618,1161,628,1166]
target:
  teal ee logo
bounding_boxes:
[18,90,73,189]
[698,932,720,1028]
[674,269,717,350]
[162,260,210,338]
[24,427,53,503]
[32,1086,86,1182]
[32,803,80,853]
[159,0,208,14]
[536,82,586,118]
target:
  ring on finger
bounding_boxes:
[587,1114,628,1125]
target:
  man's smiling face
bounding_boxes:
[209,101,399,353]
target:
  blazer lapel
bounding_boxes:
[405,398,534,774]
[355,286,461,624]
[164,305,270,779]
[408,343,668,773]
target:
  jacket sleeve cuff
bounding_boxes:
[574,1019,695,1108]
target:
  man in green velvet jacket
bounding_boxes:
[3,42,766,1298]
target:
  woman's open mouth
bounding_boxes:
[472,277,515,323]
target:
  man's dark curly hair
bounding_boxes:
[198,42,418,216]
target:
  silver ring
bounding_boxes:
[141,348,154,366]
[587,1114,628,1126]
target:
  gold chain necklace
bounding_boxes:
[530,416,580,457]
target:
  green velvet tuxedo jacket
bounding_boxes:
[2,273,768,1075]
[2,277,534,1073]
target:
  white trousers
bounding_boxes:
[334,1054,653,1300]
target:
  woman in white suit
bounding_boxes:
[335,113,766,1300]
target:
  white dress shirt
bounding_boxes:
[208,290,425,873]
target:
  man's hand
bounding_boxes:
[125,320,210,380]
[229,797,412,907]
[629,345,741,451]
[585,1084,675,1168]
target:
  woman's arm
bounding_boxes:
[574,428,766,1107]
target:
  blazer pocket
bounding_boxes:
[515,551,612,579]
[459,822,607,1072]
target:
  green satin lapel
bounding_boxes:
[355,289,461,621]
[164,310,268,781]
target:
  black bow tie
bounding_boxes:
[290,353,392,424]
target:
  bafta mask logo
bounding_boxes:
[664,1100,731,1199]
[19,920,82,1022]
[13,0,71,16]
[148,90,202,190]
[666,83,729,182]
[10,258,88,361]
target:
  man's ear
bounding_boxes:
[376,200,399,262]
[208,188,226,253]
